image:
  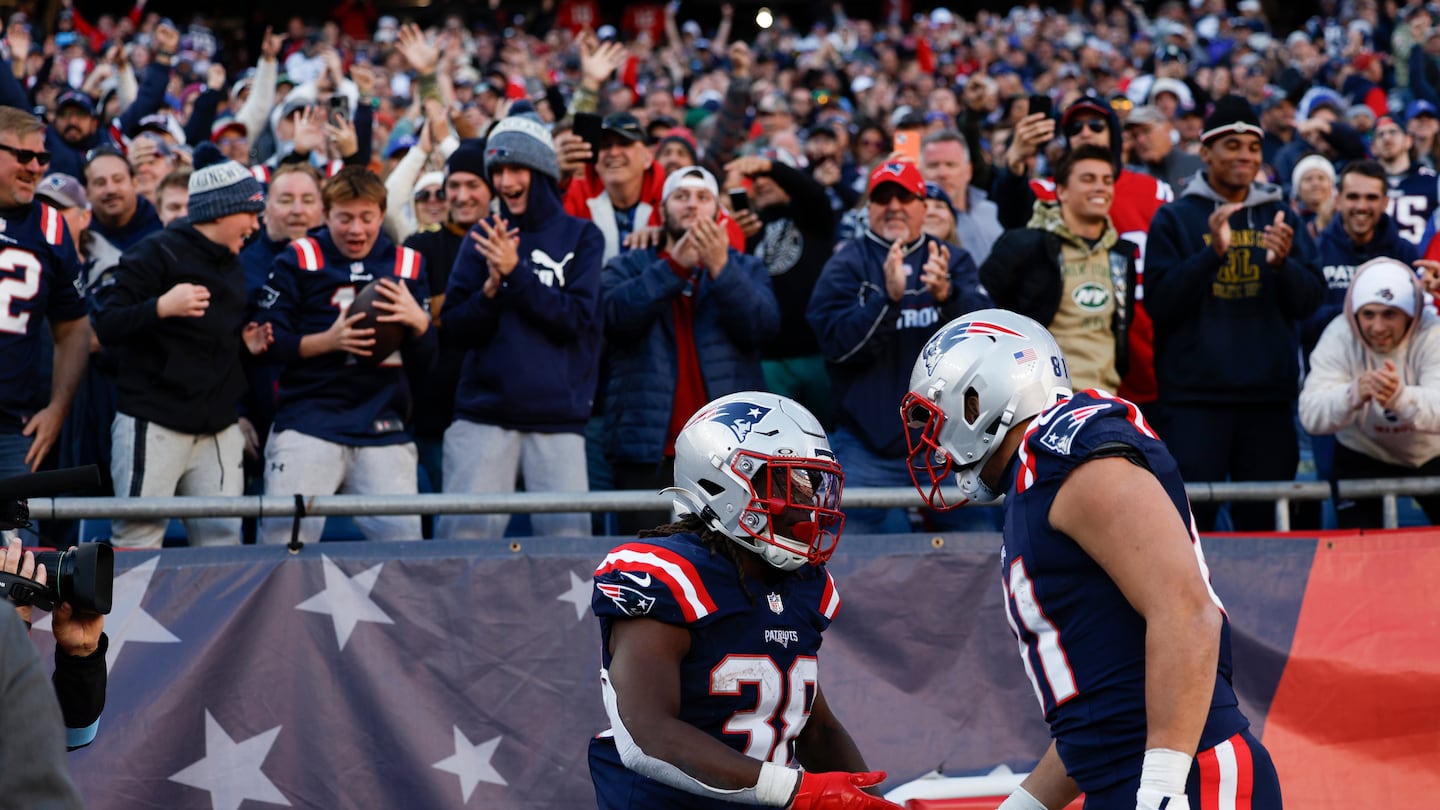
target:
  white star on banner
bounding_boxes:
[433,727,506,803]
[295,555,393,651]
[557,570,592,621]
[169,711,290,810]
[36,554,179,672]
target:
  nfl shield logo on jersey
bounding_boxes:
[767,593,784,615]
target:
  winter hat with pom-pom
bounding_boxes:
[187,142,265,224]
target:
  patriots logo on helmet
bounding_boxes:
[1038,403,1110,457]
[705,401,772,443]
[597,581,657,617]
[921,320,1028,375]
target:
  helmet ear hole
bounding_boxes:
[964,387,981,425]
[697,478,726,497]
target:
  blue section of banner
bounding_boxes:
[41,533,1314,808]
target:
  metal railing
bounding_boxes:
[22,477,1440,531]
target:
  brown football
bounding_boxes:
[350,278,408,365]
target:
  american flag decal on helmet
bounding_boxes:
[1013,348,1037,364]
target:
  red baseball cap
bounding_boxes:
[868,160,926,198]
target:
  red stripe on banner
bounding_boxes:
[1232,732,1254,810]
[1196,745,1220,810]
[1263,529,1440,806]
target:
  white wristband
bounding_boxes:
[755,761,801,807]
[1139,747,1192,796]
[997,785,1048,810]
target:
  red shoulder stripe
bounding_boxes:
[293,237,322,270]
[595,543,718,622]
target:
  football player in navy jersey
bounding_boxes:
[0,107,90,481]
[591,391,902,810]
[255,167,436,544]
[901,310,1282,810]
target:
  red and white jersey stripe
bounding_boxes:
[595,544,719,622]
[293,237,323,271]
[39,203,64,246]
[1196,732,1256,810]
[393,246,422,280]
[820,571,841,619]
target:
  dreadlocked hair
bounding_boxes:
[637,514,757,604]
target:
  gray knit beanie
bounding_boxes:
[483,113,559,184]
[187,143,266,223]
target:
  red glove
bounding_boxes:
[789,771,901,809]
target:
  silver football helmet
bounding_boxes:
[902,310,1072,508]
[667,392,844,571]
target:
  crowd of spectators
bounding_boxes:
[5,0,1440,543]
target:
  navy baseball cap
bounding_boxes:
[56,90,96,116]
[1406,99,1439,122]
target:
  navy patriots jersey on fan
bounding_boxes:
[255,228,436,446]
[1386,165,1439,246]
[0,203,85,430]
[999,390,1247,793]
[590,535,841,808]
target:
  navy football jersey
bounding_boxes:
[256,228,436,446]
[590,535,840,807]
[999,390,1247,792]
[1386,164,1439,246]
[0,203,85,430]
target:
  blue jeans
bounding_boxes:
[828,425,1000,535]
[0,433,39,543]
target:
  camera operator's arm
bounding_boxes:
[51,602,106,751]
[3,539,108,751]
[0,608,84,807]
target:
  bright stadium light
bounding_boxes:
[756,7,774,29]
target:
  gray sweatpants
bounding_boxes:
[435,420,591,539]
[259,429,421,544]
[110,413,244,549]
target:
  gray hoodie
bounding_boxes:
[1300,258,1440,467]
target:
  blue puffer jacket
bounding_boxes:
[601,247,780,464]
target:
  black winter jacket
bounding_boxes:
[94,221,249,434]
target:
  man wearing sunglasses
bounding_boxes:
[994,95,1175,413]
[0,107,90,490]
[806,160,990,534]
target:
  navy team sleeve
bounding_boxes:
[592,542,723,628]
[254,247,305,364]
[45,221,88,324]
